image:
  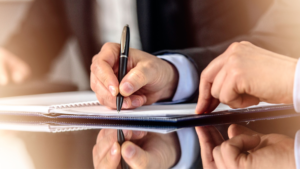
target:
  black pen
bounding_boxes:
[116,25,130,169]
[117,25,130,112]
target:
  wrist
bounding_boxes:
[284,58,297,104]
[161,60,179,101]
[167,132,181,168]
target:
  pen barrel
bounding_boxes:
[118,57,128,82]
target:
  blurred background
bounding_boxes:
[0,0,300,168]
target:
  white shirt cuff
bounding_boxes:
[172,128,200,169]
[157,54,199,102]
[293,59,300,112]
[295,130,300,169]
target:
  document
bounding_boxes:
[0,91,295,133]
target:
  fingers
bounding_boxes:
[212,146,226,169]
[92,72,147,109]
[127,94,147,108]
[196,126,224,169]
[123,130,147,140]
[217,69,259,108]
[196,50,229,114]
[228,124,262,139]
[94,129,121,169]
[213,134,260,169]
[91,43,120,96]
[121,141,154,169]
[94,142,121,169]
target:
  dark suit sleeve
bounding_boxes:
[2,0,70,79]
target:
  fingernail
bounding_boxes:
[124,145,136,159]
[109,85,116,96]
[111,142,118,155]
[122,82,134,94]
[132,99,140,107]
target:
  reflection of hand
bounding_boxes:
[90,43,178,109]
[93,129,180,169]
[0,48,31,85]
[196,42,297,113]
[196,124,295,169]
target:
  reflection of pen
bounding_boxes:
[116,25,130,169]
[117,129,128,169]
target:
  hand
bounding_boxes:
[196,124,295,169]
[0,48,31,85]
[90,43,178,109]
[196,41,297,113]
[93,129,180,169]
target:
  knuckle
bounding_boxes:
[240,41,252,45]
[219,97,229,105]
[228,42,241,52]
[231,68,243,81]
[92,54,99,64]
[212,146,220,156]
[228,53,240,64]
[90,62,100,74]
[102,42,114,50]
[91,65,109,85]
[143,60,157,70]
[131,69,147,85]
[211,89,219,99]
[219,93,233,105]
[220,141,231,152]
[228,124,240,134]
[101,42,120,53]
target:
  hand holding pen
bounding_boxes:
[116,25,130,169]
[90,35,178,110]
[91,25,181,169]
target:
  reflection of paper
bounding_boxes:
[0,122,178,134]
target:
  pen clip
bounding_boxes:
[120,25,128,54]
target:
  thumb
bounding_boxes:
[119,63,153,96]
[121,141,155,169]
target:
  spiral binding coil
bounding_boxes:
[50,101,100,109]
[51,127,92,133]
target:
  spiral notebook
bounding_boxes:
[0,91,296,133]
